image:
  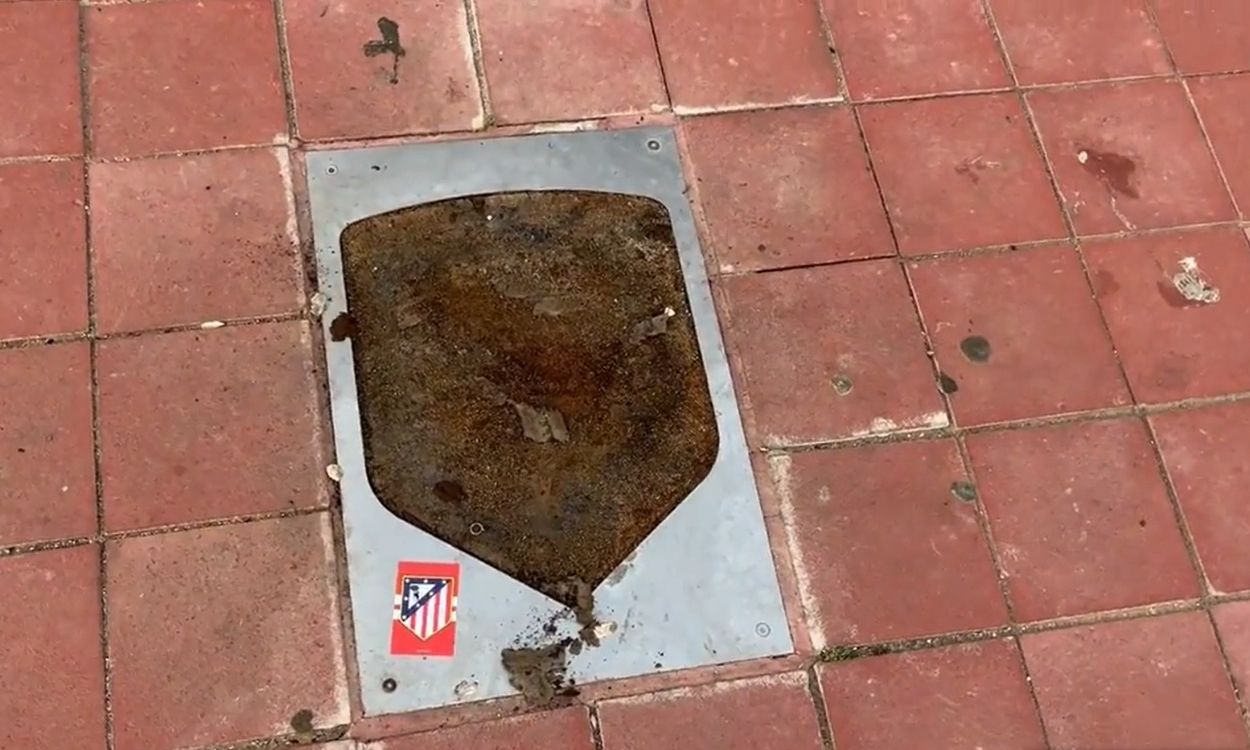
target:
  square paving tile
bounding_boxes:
[0,546,106,750]
[374,708,595,749]
[475,0,664,124]
[1023,612,1245,750]
[1152,0,1250,75]
[0,160,88,340]
[598,672,824,750]
[90,148,304,333]
[1028,80,1235,235]
[0,0,82,158]
[989,0,1171,85]
[1083,227,1250,403]
[682,106,894,273]
[85,0,286,157]
[98,323,328,531]
[966,418,1197,621]
[719,261,946,447]
[649,0,840,111]
[819,640,1046,750]
[777,439,1005,646]
[107,514,347,750]
[0,343,95,548]
[826,0,1009,101]
[1151,402,1250,595]
[1189,74,1250,216]
[860,94,1065,255]
[908,246,1129,425]
[285,0,481,140]
[1212,601,1250,706]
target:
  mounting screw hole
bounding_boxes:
[382,678,398,693]
[469,522,485,536]
[327,165,338,175]
[645,139,662,152]
[754,622,771,637]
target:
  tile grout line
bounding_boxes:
[1138,0,1244,222]
[285,146,368,723]
[705,216,1246,280]
[952,408,1054,747]
[460,0,494,129]
[72,1,117,746]
[587,703,607,750]
[640,0,673,110]
[0,310,310,351]
[975,0,1144,414]
[0,506,329,559]
[1136,11,1250,732]
[758,388,1250,454]
[268,0,300,143]
[804,665,837,750]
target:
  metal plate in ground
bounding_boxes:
[306,128,791,716]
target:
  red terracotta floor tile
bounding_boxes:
[98,323,328,531]
[0,546,106,750]
[819,640,1046,750]
[1152,0,1250,75]
[719,261,946,447]
[0,343,95,547]
[0,1,82,158]
[286,0,481,141]
[1083,227,1250,402]
[90,148,304,333]
[1028,80,1235,235]
[682,106,893,273]
[1023,612,1245,750]
[475,0,664,124]
[0,160,88,340]
[107,514,347,750]
[1213,601,1250,706]
[989,0,1171,85]
[598,672,824,750]
[1151,402,1250,595]
[375,707,594,750]
[1190,74,1250,216]
[85,0,286,157]
[861,94,1065,255]
[908,246,1129,425]
[966,418,1197,621]
[777,439,1006,646]
[649,0,840,112]
[827,0,1009,101]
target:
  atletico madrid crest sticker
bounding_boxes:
[390,561,459,657]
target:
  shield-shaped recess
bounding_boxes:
[337,190,718,605]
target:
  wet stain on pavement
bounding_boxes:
[363,17,406,85]
[960,335,992,363]
[1077,147,1140,199]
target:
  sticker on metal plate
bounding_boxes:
[390,561,459,657]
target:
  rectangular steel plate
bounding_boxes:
[306,127,792,715]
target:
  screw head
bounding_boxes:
[646,139,662,152]
[754,622,771,637]
[326,165,338,175]
[469,522,485,536]
[381,677,398,693]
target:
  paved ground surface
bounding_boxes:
[4,0,1250,748]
